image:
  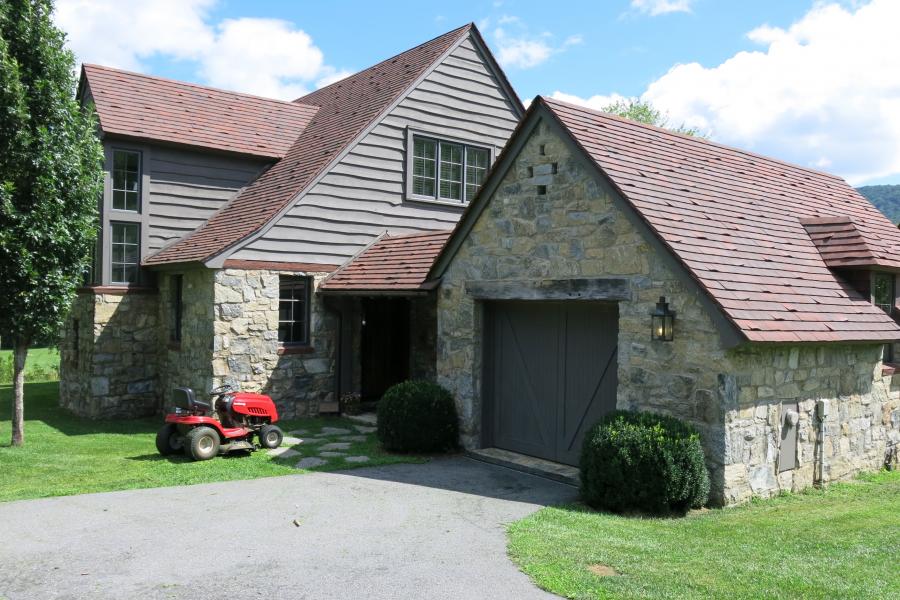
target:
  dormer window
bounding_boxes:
[408,132,491,204]
[873,272,894,315]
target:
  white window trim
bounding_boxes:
[110,148,142,214]
[404,127,495,207]
[109,221,141,285]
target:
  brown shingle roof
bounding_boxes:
[800,216,900,269]
[143,24,473,267]
[321,230,452,292]
[82,64,318,159]
[541,96,900,343]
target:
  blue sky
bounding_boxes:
[56,0,900,186]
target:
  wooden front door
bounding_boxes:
[361,298,410,402]
[484,301,618,466]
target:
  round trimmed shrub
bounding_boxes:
[377,380,459,453]
[580,410,710,514]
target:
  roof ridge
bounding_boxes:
[82,63,316,108]
[293,23,472,105]
[540,96,847,183]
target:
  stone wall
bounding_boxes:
[409,295,438,381]
[59,289,159,418]
[158,269,215,408]
[211,269,336,418]
[436,118,900,505]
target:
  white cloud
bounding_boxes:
[491,19,582,70]
[54,0,342,100]
[630,0,693,17]
[556,0,900,185]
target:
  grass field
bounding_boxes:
[508,471,900,599]
[0,381,424,503]
[0,347,60,383]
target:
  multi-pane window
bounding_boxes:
[112,150,141,212]
[873,272,894,314]
[170,275,183,343]
[278,276,310,345]
[411,134,490,203]
[110,222,139,284]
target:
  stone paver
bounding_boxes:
[354,425,377,434]
[318,451,347,457]
[321,427,352,435]
[287,429,308,436]
[337,435,367,442]
[345,456,370,463]
[268,447,301,459]
[295,457,327,469]
[281,435,303,446]
[320,442,351,451]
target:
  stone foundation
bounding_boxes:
[60,289,159,418]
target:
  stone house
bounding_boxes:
[59,24,524,418]
[418,97,900,504]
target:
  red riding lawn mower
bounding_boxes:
[156,385,284,461]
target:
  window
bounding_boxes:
[410,134,490,203]
[112,150,140,212]
[170,275,183,343]
[278,276,310,345]
[873,272,894,314]
[110,222,139,284]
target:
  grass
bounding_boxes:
[508,472,900,599]
[0,346,60,383]
[0,381,425,503]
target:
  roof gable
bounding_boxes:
[433,96,900,344]
[143,24,477,267]
[81,64,318,159]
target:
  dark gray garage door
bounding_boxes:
[483,301,618,466]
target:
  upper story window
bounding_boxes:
[410,134,490,204]
[110,222,139,284]
[112,150,141,212]
[873,272,895,315]
[278,276,311,345]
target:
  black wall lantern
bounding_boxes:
[651,296,675,341]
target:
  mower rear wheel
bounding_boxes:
[155,424,184,456]
[258,424,283,449]
[185,426,220,461]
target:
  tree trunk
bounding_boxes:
[11,340,27,447]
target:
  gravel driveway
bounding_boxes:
[0,456,576,599]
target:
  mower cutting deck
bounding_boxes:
[156,386,284,461]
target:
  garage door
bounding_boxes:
[483,301,618,466]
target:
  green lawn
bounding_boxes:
[508,472,900,599]
[0,346,60,383]
[0,381,424,503]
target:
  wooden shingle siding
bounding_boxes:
[147,147,270,252]
[231,35,519,264]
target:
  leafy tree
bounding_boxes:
[0,0,103,446]
[602,99,703,137]
[858,184,900,224]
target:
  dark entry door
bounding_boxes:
[485,301,618,466]
[361,298,410,402]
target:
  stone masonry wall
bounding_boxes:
[212,269,336,418]
[59,290,159,418]
[436,118,900,505]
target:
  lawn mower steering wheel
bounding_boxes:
[210,384,234,396]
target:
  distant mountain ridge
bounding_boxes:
[858,185,900,224]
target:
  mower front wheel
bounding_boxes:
[258,424,283,449]
[156,424,184,456]
[185,426,220,461]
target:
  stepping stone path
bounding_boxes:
[354,425,376,434]
[320,442,351,451]
[318,451,347,457]
[321,427,352,435]
[281,436,304,446]
[268,447,301,459]
[295,457,327,469]
[345,456,370,463]
[287,429,308,436]
[338,435,367,442]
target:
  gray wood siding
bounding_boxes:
[147,147,269,252]
[231,34,520,265]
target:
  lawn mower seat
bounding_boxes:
[173,387,211,412]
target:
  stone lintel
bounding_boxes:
[465,278,630,301]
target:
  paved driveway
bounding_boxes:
[0,457,576,599]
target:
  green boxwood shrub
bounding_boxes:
[580,410,710,515]
[377,380,459,453]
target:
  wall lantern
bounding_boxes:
[651,296,676,341]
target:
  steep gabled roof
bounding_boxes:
[81,64,318,159]
[144,24,475,267]
[432,96,900,344]
[320,230,452,293]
